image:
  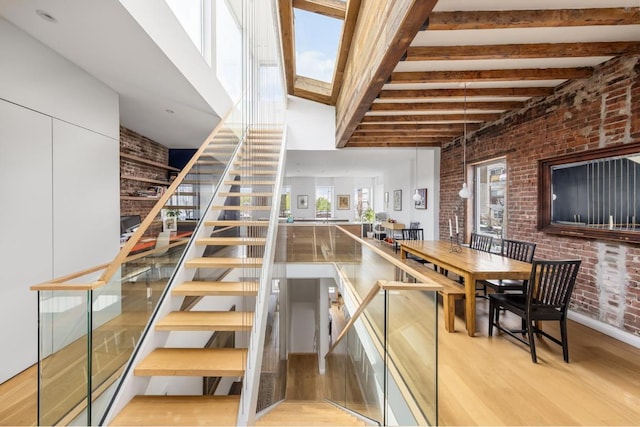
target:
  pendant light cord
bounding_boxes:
[463,82,467,177]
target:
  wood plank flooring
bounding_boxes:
[3,239,640,425]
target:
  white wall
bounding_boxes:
[285,176,377,222]
[0,19,120,383]
[286,96,336,150]
[288,279,318,353]
[381,149,441,240]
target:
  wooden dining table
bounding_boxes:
[400,240,532,336]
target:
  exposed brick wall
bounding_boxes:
[120,126,169,224]
[440,55,640,337]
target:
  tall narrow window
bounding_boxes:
[216,0,242,100]
[280,185,291,218]
[166,0,204,53]
[354,187,371,220]
[474,159,507,241]
[316,186,333,219]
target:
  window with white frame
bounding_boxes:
[354,187,371,220]
[316,186,333,219]
[474,159,507,243]
[166,0,205,54]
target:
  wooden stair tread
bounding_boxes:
[228,170,276,175]
[233,161,278,166]
[205,220,269,227]
[135,348,247,376]
[172,281,258,296]
[256,401,366,426]
[211,205,271,211]
[224,180,276,185]
[196,237,267,245]
[242,146,280,151]
[219,192,273,197]
[239,153,279,158]
[185,257,262,268]
[156,311,254,331]
[110,395,240,426]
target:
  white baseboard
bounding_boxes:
[568,310,640,349]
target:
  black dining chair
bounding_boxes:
[478,239,536,296]
[488,259,582,363]
[394,228,423,253]
[469,232,493,252]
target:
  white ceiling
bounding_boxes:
[0,0,220,149]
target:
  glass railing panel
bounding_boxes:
[325,329,348,407]
[36,267,106,426]
[256,258,287,412]
[38,289,91,426]
[36,97,249,426]
[336,237,398,304]
[386,288,438,426]
[325,226,439,426]
[345,297,385,424]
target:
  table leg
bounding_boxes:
[462,272,476,337]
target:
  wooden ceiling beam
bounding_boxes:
[293,0,346,20]
[349,135,447,142]
[405,41,640,61]
[362,113,501,122]
[347,138,444,150]
[378,87,553,99]
[330,0,362,104]
[346,141,443,148]
[391,67,593,83]
[370,100,524,111]
[352,130,461,137]
[425,8,640,30]
[277,0,295,94]
[293,76,333,104]
[355,123,481,132]
[335,0,439,148]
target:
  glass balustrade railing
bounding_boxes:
[32,96,248,426]
[274,224,439,425]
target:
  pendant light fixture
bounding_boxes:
[412,139,423,203]
[459,82,471,199]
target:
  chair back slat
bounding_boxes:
[402,228,424,240]
[470,233,493,252]
[529,260,581,308]
[501,239,536,263]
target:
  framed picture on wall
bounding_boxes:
[297,195,309,209]
[164,216,177,232]
[415,188,427,209]
[337,195,350,210]
[393,190,402,211]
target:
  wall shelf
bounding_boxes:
[121,195,160,201]
[120,152,180,172]
[121,174,170,186]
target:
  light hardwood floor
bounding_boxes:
[3,244,640,425]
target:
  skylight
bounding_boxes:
[294,8,343,84]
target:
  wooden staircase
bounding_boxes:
[109,130,282,426]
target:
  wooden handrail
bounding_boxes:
[98,97,245,285]
[31,281,106,291]
[30,238,190,292]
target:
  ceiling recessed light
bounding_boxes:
[36,9,57,23]
[165,109,175,114]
